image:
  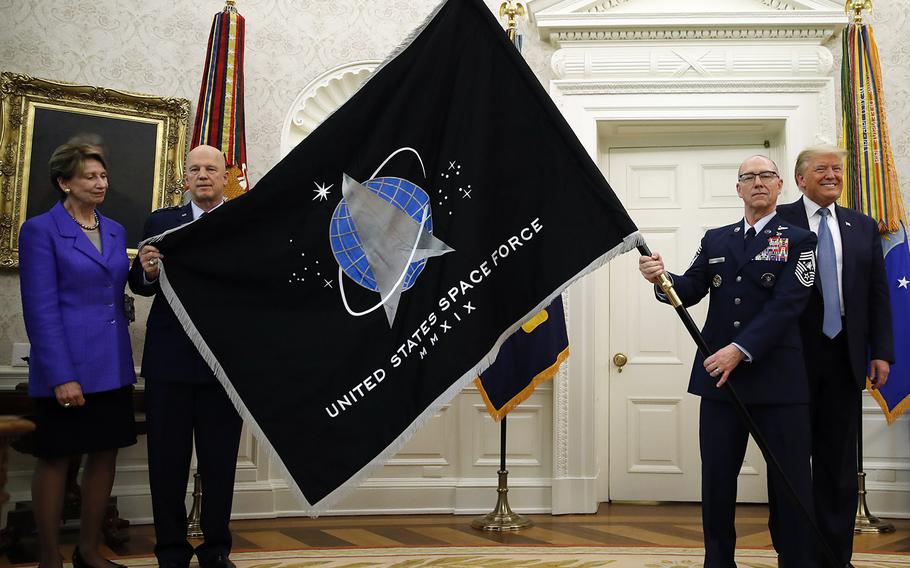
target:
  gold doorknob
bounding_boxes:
[613,353,628,372]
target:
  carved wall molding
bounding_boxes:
[584,0,633,13]
[551,78,832,95]
[528,0,847,47]
[553,290,570,478]
[760,0,800,9]
[280,60,379,157]
[551,27,834,42]
[583,0,801,12]
[551,45,833,79]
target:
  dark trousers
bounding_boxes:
[807,332,861,567]
[146,379,243,566]
[700,398,816,568]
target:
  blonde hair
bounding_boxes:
[794,144,848,181]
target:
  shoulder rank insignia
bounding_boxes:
[688,244,702,268]
[795,250,816,287]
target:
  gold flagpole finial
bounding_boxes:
[499,1,526,43]
[846,0,872,23]
[225,0,237,13]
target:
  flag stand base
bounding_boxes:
[471,469,533,531]
[186,472,204,538]
[855,471,895,533]
[471,417,532,531]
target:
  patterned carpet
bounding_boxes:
[114,546,910,568]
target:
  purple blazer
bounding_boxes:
[19,202,136,397]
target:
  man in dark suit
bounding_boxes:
[130,145,243,568]
[640,155,818,567]
[777,144,894,567]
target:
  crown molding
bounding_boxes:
[527,0,847,45]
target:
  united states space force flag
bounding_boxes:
[149,0,641,513]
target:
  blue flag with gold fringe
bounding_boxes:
[476,296,568,421]
[840,20,910,422]
[876,225,910,421]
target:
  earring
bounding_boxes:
[63,188,71,193]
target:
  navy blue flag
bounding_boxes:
[476,296,568,421]
[871,223,910,422]
[149,0,641,513]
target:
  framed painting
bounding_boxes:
[0,72,190,267]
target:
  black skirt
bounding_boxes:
[30,385,137,459]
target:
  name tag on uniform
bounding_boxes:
[708,257,725,264]
[754,236,789,262]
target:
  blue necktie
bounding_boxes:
[816,208,842,338]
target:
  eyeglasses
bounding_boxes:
[738,171,779,183]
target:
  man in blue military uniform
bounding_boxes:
[130,145,243,568]
[639,155,819,567]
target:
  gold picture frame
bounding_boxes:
[0,72,190,268]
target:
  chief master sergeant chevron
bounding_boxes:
[639,155,818,567]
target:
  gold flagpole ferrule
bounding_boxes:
[499,1,526,43]
[656,273,683,309]
[846,0,872,23]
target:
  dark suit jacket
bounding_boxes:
[19,202,136,396]
[777,198,894,386]
[129,204,216,384]
[664,213,817,404]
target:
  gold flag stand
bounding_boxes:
[856,407,894,533]
[471,416,532,531]
[186,472,204,538]
[471,0,532,533]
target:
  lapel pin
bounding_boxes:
[764,229,772,235]
[846,221,852,227]
[734,227,741,233]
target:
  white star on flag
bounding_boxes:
[898,276,909,289]
[313,181,333,201]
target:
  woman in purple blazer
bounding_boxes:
[19,143,135,568]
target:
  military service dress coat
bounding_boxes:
[664,213,818,404]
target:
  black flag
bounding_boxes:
[151,0,640,513]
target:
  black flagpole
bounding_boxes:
[637,243,852,568]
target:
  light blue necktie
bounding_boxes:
[816,208,842,338]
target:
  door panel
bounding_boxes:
[607,145,768,502]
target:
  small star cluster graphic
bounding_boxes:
[286,236,334,290]
[435,159,473,218]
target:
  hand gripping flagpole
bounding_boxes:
[637,243,853,568]
[471,0,533,533]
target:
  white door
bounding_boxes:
[606,144,769,502]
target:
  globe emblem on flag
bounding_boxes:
[330,176,434,292]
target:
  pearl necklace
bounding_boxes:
[70,210,100,231]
